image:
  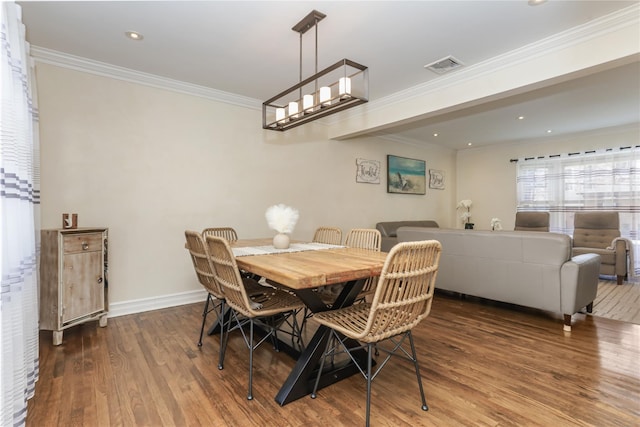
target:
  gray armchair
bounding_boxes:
[572,211,627,285]
[514,211,549,232]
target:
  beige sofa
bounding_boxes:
[376,220,438,252]
[397,227,601,331]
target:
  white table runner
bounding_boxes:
[232,242,344,257]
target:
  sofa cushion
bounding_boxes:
[514,211,549,232]
[573,212,620,249]
[572,247,616,264]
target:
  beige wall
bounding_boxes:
[35,62,639,315]
[36,63,456,311]
[456,125,640,231]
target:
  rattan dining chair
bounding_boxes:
[345,228,382,302]
[205,235,306,400]
[203,226,264,280]
[314,228,382,307]
[311,226,345,309]
[184,231,267,368]
[312,226,343,245]
[310,240,442,427]
[344,228,381,251]
[202,227,238,242]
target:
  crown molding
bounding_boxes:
[30,46,262,110]
[338,3,640,121]
[29,3,638,123]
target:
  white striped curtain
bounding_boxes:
[516,147,640,276]
[1,3,41,426]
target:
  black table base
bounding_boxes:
[205,278,371,406]
[275,279,371,406]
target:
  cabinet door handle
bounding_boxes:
[97,277,103,284]
[82,242,89,250]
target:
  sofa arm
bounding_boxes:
[614,239,628,277]
[381,236,396,253]
[560,253,601,331]
[375,223,393,238]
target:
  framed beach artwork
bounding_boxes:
[387,155,426,195]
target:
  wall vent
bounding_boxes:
[424,55,464,74]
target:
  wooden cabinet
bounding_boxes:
[40,228,108,345]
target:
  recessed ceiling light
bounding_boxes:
[546,129,553,133]
[125,31,144,41]
[518,116,525,120]
[528,0,547,6]
[467,142,473,146]
[433,133,438,137]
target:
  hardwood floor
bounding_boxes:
[592,279,640,324]
[27,292,640,426]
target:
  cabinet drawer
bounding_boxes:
[63,233,104,254]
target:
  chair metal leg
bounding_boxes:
[408,331,428,411]
[291,314,298,348]
[311,330,333,399]
[217,300,226,370]
[219,305,233,371]
[198,295,212,347]
[366,342,373,427]
[248,320,254,400]
[295,311,306,350]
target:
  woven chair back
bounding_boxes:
[345,228,382,295]
[202,227,238,242]
[362,240,441,342]
[184,230,224,299]
[312,226,342,245]
[345,228,381,251]
[204,235,255,318]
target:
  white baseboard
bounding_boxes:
[107,289,208,318]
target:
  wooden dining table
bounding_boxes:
[230,238,388,406]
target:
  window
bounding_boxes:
[516,147,639,275]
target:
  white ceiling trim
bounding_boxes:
[330,4,640,140]
[338,3,640,121]
[27,3,639,132]
[30,46,262,110]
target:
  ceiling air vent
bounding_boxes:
[424,55,464,75]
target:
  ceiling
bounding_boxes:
[18,1,640,149]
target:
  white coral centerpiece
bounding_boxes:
[265,204,299,248]
[491,217,503,231]
[265,204,299,233]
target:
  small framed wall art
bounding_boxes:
[62,213,78,229]
[387,155,426,195]
[429,169,445,190]
[356,158,381,184]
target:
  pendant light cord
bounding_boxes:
[298,17,321,99]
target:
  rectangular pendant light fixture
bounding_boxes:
[262,10,369,131]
